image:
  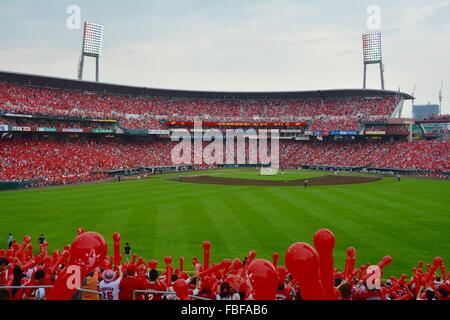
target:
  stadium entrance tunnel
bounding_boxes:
[169,175,382,187]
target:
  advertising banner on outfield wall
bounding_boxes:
[280,129,303,133]
[329,130,359,136]
[62,128,84,133]
[5,113,33,118]
[11,126,31,132]
[37,127,57,132]
[365,130,386,135]
[0,125,9,132]
[148,129,170,135]
[313,131,324,136]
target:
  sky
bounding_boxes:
[0,0,449,116]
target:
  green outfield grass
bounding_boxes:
[1,169,449,276]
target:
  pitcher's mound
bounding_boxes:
[170,175,381,187]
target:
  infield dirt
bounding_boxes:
[170,175,382,187]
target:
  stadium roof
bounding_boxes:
[0,70,414,101]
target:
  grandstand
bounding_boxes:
[1,71,449,187]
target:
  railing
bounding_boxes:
[2,285,211,300]
[1,285,102,298]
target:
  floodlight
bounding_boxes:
[78,21,104,82]
[362,32,382,63]
[83,21,104,57]
[362,31,385,90]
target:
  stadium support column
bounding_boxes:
[95,57,99,82]
[78,54,84,81]
[363,64,367,89]
[380,63,385,90]
[409,124,413,142]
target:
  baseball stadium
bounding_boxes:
[1,3,450,303]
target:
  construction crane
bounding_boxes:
[411,84,416,105]
[439,81,443,115]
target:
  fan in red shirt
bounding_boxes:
[118,265,149,300]
[15,269,47,300]
[141,269,167,300]
[193,276,217,300]
[275,282,294,300]
[0,257,11,287]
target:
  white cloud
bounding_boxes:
[388,0,450,31]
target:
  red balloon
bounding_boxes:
[47,231,107,300]
[377,256,393,270]
[164,256,173,265]
[68,232,107,268]
[179,256,184,273]
[165,256,173,287]
[232,258,243,274]
[225,274,246,293]
[247,250,256,265]
[433,257,443,268]
[313,229,337,300]
[314,229,335,253]
[112,233,122,267]
[148,259,158,270]
[343,247,356,280]
[285,242,324,300]
[101,258,112,269]
[173,279,189,300]
[425,257,443,285]
[247,259,278,300]
[203,241,211,270]
[221,259,232,276]
[272,252,280,268]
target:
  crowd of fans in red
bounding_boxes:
[281,140,450,173]
[0,82,398,131]
[0,230,448,301]
[0,138,449,185]
[0,139,175,185]
[1,81,448,184]
[309,117,360,132]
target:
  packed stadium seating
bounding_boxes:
[0,230,448,300]
[1,138,449,185]
[309,116,360,132]
[0,139,175,185]
[0,83,399,130]
[280,140,450,172]
[1,80,449,185]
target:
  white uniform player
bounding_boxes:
[99,268,123,300]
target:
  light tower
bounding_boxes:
[362,31,385,90]
[439,81,443,115]
[78,21,104,82]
